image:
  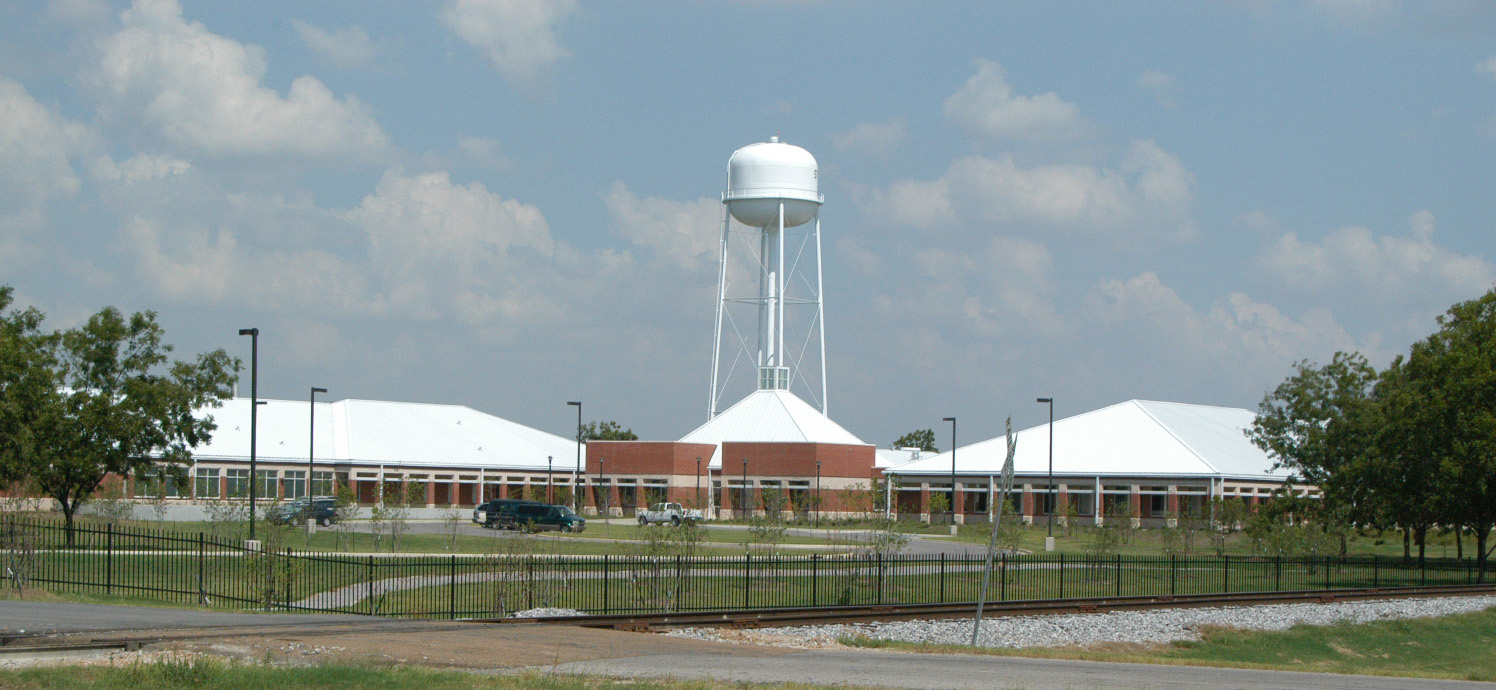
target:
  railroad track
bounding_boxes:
[3,584,1492,659]
[490,583,1496,631]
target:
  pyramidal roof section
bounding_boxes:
[887,399,1290,481]
[682,389,868,468]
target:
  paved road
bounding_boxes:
[547,648,1496,690]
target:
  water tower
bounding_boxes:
[709,136,828,418]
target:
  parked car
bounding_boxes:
[511,503,586,533]
[266,496,340,527]
[472,499,544,529]
[637,502,704,526]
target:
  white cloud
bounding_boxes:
[97,0,389,160]
[91,153,190,184]
[1479,57,1496,80]
[604,182,720,272]
[292,20,376,68]
[1261,210,1494,299]
[441,0,578,87]
[1088,271,1359,385]
[832,119,908,157]
[866,140,1195,242]
[943,59,1092,143]
[0,77,90,268]
[1137,70,1178,108]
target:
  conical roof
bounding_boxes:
[682,389,867,469]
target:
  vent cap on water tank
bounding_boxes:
[724,136,822,228]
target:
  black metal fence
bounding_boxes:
[1,519,1486,619]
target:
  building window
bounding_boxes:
[256,470,279,500]
[225,469,249,498]
[194,468,220,498]
[134,467,181,498]
[283,470,306,500]
[1070,492,1095,516]
[312,471,335,496]
[1146,494,1167,517]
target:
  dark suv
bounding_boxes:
[266,496,339,527]
[511,503,586,533]
[472,499,544,529]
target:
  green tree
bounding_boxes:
[0,294,238,541]
[1398,289,1496,578]
[0,287,55,487]
[580,420,638,441]
[891,429,938,452]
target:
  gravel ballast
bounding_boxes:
[664,595,1496,650]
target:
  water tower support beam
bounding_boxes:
[710,206,730,419]
[815,215,827,415]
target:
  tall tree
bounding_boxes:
[0,287,56,487]
[1246,352,1383,555]
[892,429,938,452]
[5,299,238,540]
[1400,289,1496,578]
[581,420,638,441]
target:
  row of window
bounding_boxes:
[132,468,338,500]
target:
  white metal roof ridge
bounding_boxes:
[1132,399,1221,475]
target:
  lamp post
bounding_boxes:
[741,458,748,521]
[238,328,260,542]
[598,457,606,517]
[814,460,821,530]
[1037,397,1054,538]
[567,401,582,512]
[547,455,554,504]
[307,386,326,535]
[695,456,702,509]
[943,417,957,532]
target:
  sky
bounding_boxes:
[2,0,1494,449]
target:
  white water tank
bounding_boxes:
[723,136,822,228]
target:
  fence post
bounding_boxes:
[744,554,751,609]
[876,553,884,605]
[449,555,457,620]
[939,553,946,603]
[1000,552,1007,601]
[1421,557,1427,586]
[197,533,205,604]
[106,523,114,595]
[1115,555,1122,597]
[1373,555,1379,588]
[1222,555,1229,593]
[366,555,375,616]
[1170,554,1177,596]
[1274,556,1281,591]
[602,555,610,614]
[1324,556,1331,590]
[1058,553,1064,599]
[811,554,818,607]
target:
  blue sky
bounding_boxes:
[2,0,1494,448]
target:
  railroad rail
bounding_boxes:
[2,583,1491,659]
[490,583,1496,631]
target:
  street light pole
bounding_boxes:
[695,456,702,510]
[307,386,326,535]
[741,458,748,521]
[943,417,957,532]
[598,458,606,517]
[1037,398,1054,538]
[547,455,554,504]
[814,460,821,530]
[238,328,260,542]
[567,401,581,512]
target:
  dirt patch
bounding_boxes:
[165,623,790,671]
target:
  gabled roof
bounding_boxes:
[190,398,579,471]
[887,400,1291,482]
[682,389,869,468]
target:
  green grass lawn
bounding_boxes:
[841,606,1496,682]
[0,660,881,690]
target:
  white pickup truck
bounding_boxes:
[636,502,704,526]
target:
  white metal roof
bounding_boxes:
[681,389,869,469]
[887,400,1291,482]
[875,447,935,470]
[189,397,580,472]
